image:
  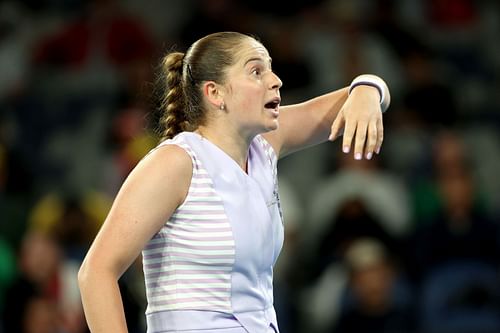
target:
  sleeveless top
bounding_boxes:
[142,132,284,333]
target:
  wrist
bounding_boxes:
[348,74,390,113]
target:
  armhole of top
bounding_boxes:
[154,140,197,169]
[146,140,197,207]
[256,135,278,170]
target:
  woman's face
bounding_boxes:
[221,38,283,136]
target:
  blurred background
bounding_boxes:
[1,0,500,332]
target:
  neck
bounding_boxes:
[195,124,253,172]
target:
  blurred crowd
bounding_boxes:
[1,0,500,332]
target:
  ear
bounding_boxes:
[202,81,224,110]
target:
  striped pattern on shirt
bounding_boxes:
[256,136,283,222]
[142,137,235,314]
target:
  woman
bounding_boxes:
[78,32,390,333]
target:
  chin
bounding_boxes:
[264,119,279,132]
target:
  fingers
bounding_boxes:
[342,117,356,154]
[376,116,384,154]
[338,107,384,160]
[353,121,368,160]
[329,112,345,141]
[365,121,378,160]
[342,116,382,160]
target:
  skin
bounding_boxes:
[78,37,387,332]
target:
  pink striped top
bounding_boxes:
[143,135,236,313]
[142,132,284,333]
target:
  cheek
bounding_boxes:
[231,83,262,110]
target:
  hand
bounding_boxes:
[329,85,383,160]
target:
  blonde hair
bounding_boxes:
[157,32,255,140]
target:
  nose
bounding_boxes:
[269,71,282,90]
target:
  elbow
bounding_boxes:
[78,256,121,290]
[78,260,90,291]
[78,257,101,291]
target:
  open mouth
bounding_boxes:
[264,97,281,109]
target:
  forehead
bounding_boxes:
[234,38,271,65]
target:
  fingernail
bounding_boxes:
[355,153,362,160]
[343,146,350,153]
[376,147,381,154]
[366,152,373,160]
[328,134,334,141]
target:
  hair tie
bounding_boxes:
[186,64,195,84]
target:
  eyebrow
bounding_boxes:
[244,57,272,67]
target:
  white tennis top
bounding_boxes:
[142,132,284,333]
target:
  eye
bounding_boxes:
[251,67,262,76]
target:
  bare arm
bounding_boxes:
[264,79,389,159]
[78,145,192,332]
[264,87,349,157]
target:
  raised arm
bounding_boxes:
[78,145,192,333]
[263,75,390,159]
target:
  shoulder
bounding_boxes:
[139,143,193,180]
[126,143,193,206]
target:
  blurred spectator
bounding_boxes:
[276,0,406,204]
[371,0,428,61]
[299,198,401,333]
[332,238,415,333]
[418,261,500,333]
[400,48,458,128]
[23,296,62,333]
[33,0,154,71]
[273,176,306,333]
[101,104,157,196]
[297,0,404,96]
[28,193,106,261]
[50,197,100,261]
[1,230,92,333]
[19,0,157,196]
[0,1,31,101]
[1,232,63,332]
[407,162,500,281]
[299,149,411,333]
[409,130,489,228]
[404,130,500,332]
[379,44,457,185]
[298,147,411,333]
[423,0,497,120]
[461,126,500,217]
[26,192,145,331]
[314,198,399,276]
[0,238,15,314]
[307,147,411,266]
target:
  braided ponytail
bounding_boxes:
[158,52,190,140]
[156,32,256,141]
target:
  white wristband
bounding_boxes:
[348,74,390,113]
